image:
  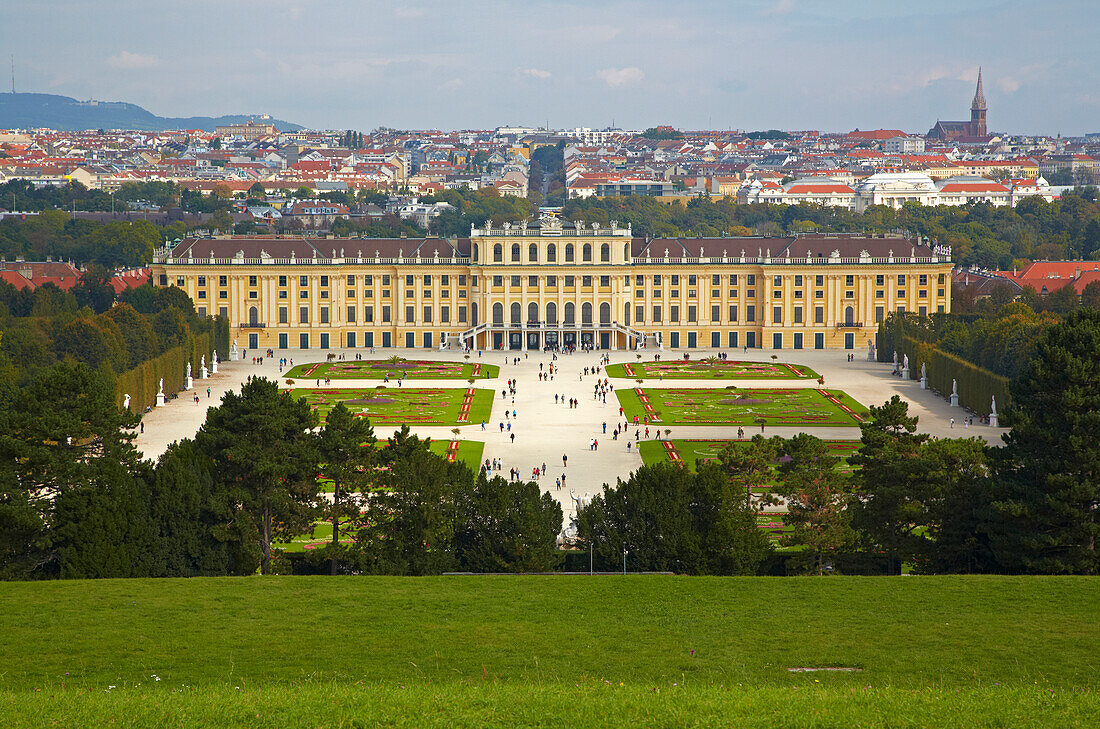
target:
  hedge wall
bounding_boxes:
[115,332,213,413]
[885,333,1010,419]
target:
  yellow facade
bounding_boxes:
[152,225,952,353]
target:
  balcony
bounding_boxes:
[835,322,864,328]
[238,322,267,329]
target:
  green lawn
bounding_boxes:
[293,387,494,426]
[286,358,498,380]
[0,577,1096,727]
[428,438,485,471]
[638,438,860,474]
[607,358,820,379]
[617,387,868,426]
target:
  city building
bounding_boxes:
[214,119,279,142]
[927,68,989,141]
[151,223,952,352]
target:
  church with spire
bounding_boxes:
[927,68,990,141]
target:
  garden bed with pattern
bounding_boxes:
[286,358,498,380]
[293,387,494,425]
[637,438,860,474]
[616,387,867,426]
[606,359,819,380]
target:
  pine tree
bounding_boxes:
[316,402,375,575]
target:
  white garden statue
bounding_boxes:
[158,378,164,395]
[123,393,131,410]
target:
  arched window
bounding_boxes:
[623,243,630,260]
[564,302,575,324]
[493,244,503,263]
[492,302,504,324]
[510,302,521,325]
[582,244,592,262]
[599,302,610,324]
[600,243,610,262]
[624,302,631,326]
[472,302,479,325]
[528,302,539,323]
[529,243,538,262]
[511,243,520,262]
[249,306,259,325]
[472,243,479,262]
[845,306,855,325]
[547,243,557,262]
[546,302,558,324]
[582,302,593,324]
[565,243,575,262]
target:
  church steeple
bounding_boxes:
[969,67,987,137]
[971,67,987,111]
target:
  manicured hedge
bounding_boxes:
[878,332,1010,419]
[116,332,214,413]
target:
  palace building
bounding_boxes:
[151,220,953,352]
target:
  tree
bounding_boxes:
[774,434,855,575]
[453,470,563,573]
[719,435,779,508]
[354,436,468,575]
[1044,284,1080,315]
[1082,280,1100,310]
[148,439,243,576]
[71,265,116,313]
[103,302,156,368]
[990,309,1100,574]
[576,462,771,575]
[0,362,141,578]
[194,378,320,574]
[316,403,376,575]
[849,396,930,572]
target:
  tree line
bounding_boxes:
[580,315,1099,575]
[0,376,563,579]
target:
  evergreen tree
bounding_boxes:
[316,403,375,575]
[774,434,855,575]
[194,378,320,575]
[991,309,1100,574]
[454,470,563,573]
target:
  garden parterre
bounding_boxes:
[606,359,820,380]
[292,387,494,426]
[285,358,499,380]
[617,387,868,426]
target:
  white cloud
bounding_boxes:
[395,6,426,19]
[519,68,552,79]
[997,77,1021,93]
[596,67,644,87]
[440,78,464,91]
[107,51,159,70]
[763,0,796,15]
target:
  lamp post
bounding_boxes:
[622,542,628,575]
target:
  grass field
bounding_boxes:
[293,387,494,426]
[286,358,499,380]
[617,387,868,426]
[638,438,860,473]
[428,438,485,471]
[607,358,820,379]
[0,577,1096,727]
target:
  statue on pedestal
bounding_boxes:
[123,393,131,410]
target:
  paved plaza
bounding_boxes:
[134,347,1007,522]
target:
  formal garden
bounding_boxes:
[638,438,860,474]
[617,387,868,426]
[286,357,499,380]
[606,358,820,380]
[292,387,494,425]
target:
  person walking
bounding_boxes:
[510,432,515,443]
[562,454,568,467]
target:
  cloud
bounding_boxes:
[107,51,159,70]
[596,67,644,87]
[762,0,796,15]
[440,78,464,91]
[394,6,426,19]
[997,77,1021,93]
[519,68,552,79]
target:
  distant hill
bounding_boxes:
[0,92,304,132]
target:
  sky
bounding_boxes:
[3,0,1098,135]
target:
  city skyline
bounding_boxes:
[2,0,1098,135]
